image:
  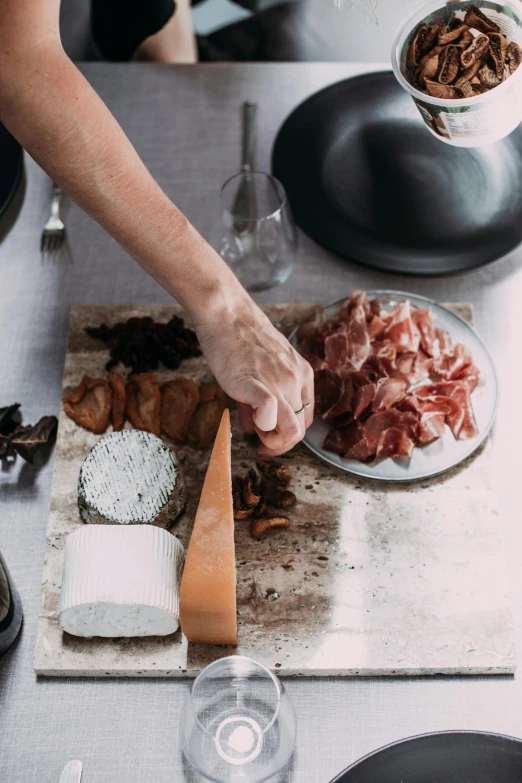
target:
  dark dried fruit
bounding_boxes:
[417,54,440,87]
[437,45,461,84]
[251,516,291,540]
[0,404,21,436]
[407,24,429,68]
[438,24,468,46]
[160,377,199,441]
[188,384,227,449]
[464,5,500,34]
[461,33,490,68]
[126,373,161,435]
[506,41,522,74]
[263,481,297,509]
[85,315,201,375]
[425,80,459,99]
[10,416,58,463]
[256,459,292,488]
[479,64,500,86]
[454,59,483,86]
[455,80,473,98]
[63,376,112,434]
[472,83,491,95]
[423,24,439,52]
[489,32,505,79]
[107,372,126,431]
[233,475,253,519]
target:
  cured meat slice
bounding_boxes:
[343,304,371,369]
[372,377,407,412]
[336,290,371,322]
[375,427,415,462]
[416,382,477,440]
[437,328,453,355]
[314,369,343,417]
[323,420,365,457]
[417,407,446,444]
[382,300,421,353]
[353,383,375,420]
[296,305,326,350]
[325,331,350,371]
[364,410,418,454]
[326,374,354,420]
[368,315,387,339]
[430,343,473,381]
[412,307,440,358]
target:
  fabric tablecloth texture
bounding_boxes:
[1,63,522,783]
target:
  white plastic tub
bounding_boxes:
[392,0,522,147]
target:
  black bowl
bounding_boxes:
[331,731,522,782]
[272,71,522,276]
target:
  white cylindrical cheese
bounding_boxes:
[58,525,185,638]
[78,430,186,528]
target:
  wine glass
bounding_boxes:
[219,171,297,292]
[181,655,297,783]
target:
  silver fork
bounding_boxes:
[41,183,65,256]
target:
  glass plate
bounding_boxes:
[289,290,498,482]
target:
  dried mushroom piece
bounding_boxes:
[160,377,199,441]
[63,376,112,434]
[489,32,505,79]
[251,516,291,540]
[107,372,126,431]
[425,80,459,99]
[507,41,522,74]
[243,468,262,508]
[418,44,445,69]
[460,33,489,68]
[188,383,227,448]
[479,64,500,86]
[424,24,439,52]
[263,481,297,509]
[437,45,461,84]
[407,24,430,68]
[125,373,161,435]
[464,5,500,34]
[256,459,292,488]
[232,475,252,519]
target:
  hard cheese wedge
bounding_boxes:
[179,408,237,645]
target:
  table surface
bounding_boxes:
[1,62,522,783]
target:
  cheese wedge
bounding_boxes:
[58,525,185,638]
[179,408,237,645]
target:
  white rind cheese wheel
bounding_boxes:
[78,430,186,528]
[58,525,185,638]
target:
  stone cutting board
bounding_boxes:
[34,304,516,677]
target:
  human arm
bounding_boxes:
[0,0,314,454]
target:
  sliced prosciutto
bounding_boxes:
[296,291,482,464]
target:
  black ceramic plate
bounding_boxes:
[0,123,23,220]
[272,71,522,276]
[331,731,522,782]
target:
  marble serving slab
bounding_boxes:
[34,304,516,677]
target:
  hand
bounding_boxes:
[194,296,314,456]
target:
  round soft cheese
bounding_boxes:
[78,430,186,527]
[58,525,185,637]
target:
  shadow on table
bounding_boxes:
[0,168,26,245]
[181,748,297,782]
[0,439,56,503]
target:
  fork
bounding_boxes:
[41,183,65,256]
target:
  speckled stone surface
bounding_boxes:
[34,304,516,677]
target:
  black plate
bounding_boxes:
[272,71,522,276]
[331,731,522,782]
[0,123,23,220]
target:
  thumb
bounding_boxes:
[238,380,278,432]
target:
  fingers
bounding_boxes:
[300,356,315,429]
[243,380,278,432]
[256,396,303,455]
[238,403,256,434]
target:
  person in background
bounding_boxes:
[0,0,314,456]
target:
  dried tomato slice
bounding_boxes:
[160,377,199,441]
[107,372,126,432]
[188,383,227,448]
[125,373,161,435]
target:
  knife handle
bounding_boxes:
[241,101,257,171]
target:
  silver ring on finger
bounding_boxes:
[294,402,312,416]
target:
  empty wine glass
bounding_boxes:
[181,655,297,783]
[219,171,297,292]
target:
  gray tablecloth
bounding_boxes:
[1,63,522,783]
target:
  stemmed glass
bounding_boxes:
[219,171,297,292]
[181,656,297,783]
